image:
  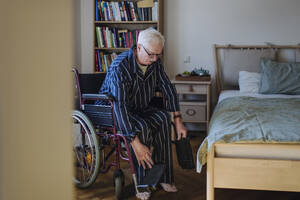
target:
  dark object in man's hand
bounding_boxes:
[174,137,195,169]
[138,164,166,190]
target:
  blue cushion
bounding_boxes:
[259,59,300,95]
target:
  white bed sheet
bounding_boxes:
[218,90,300,103]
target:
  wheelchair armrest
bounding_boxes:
[82,93,114,101]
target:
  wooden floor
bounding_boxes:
[75,134,300,200]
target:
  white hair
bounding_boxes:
[137,27,165,48]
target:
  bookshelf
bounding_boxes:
[94,0,163,73]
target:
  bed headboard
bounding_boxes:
[213,44,300,95]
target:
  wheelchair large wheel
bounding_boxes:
[72,110,100,188]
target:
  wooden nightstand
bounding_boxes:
[171,80,211,134]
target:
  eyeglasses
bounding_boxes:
[141,45,162,59]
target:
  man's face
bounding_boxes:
[136,42,163,66]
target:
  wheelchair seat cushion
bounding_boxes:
[83,104,114,127]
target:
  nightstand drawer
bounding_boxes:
[180,102,206,122]
[175,84,207,94]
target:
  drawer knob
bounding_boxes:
[186,109,196,116]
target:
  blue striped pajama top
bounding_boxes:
[97,47,180,141]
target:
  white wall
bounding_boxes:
[74,0,82,70]
[164,0,300,103]
[80,0,94,73]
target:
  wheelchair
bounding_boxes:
[71,68,173,199]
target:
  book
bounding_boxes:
[108,2,114,21]
[95,27,101,48]
[152,2,158,21]
[95,0,99,21]
[100,52,105,72]
[124,1,132,21]
[118,2,125,21]
[129,2,137,21]
[95,50,99,72]
[121,2,128,21]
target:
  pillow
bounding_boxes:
[239,71,261,93]
[259,59,300,95]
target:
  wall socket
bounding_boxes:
[183,56,191,63]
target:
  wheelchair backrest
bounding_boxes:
[77,72,106,94]
[73,68,116,128]
[73,68,106,108]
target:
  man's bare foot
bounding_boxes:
[160,183,178,192]
[136,191,151,200]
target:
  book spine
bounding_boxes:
[111,30,116,48]
[98,0,103,21]
[95,0,99,21]
[108,2,114,21]
[125,32,129,48]
[103,54,108,72]
[95,27,101,48]
[113,2,120,21]
[129,2,136,21]
[122,2,128,21]
[118,2,125,21]
[104,2,110,21]
[105,27,111,48]
[148,7,152,21]
[132,30,136,46]
[98,51,103,72]
[133,2,140,21]
[122,32,127,48]
[113,28,119,47]
[102,27,107,47]
[124,1,132,21]
[95,50,99,72]
[136,30,140,44]
[152,2,158,21]
[100,52,105,72]
[129,31,133,48]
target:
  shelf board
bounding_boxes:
[95,21,158,24]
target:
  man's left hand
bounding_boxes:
[174,118,187,140]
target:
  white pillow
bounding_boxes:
[238,71,261,93]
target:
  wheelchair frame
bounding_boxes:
[72,68,139,199]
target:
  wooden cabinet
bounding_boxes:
[172,80,211,134]
[94,0,163,73]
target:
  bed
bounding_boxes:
[196,44,300,200]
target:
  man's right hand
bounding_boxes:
[130,137,154,169]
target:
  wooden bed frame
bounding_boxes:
[207,44,300,200]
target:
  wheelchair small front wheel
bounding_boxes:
[72,110,100,188]
[113,169,125,200]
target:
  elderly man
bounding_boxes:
[98,28,187,199]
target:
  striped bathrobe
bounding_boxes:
[98,47,180,184]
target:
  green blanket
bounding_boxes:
[197,96,300,173]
